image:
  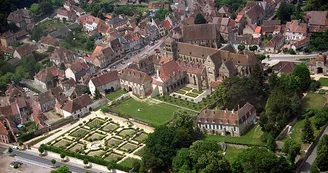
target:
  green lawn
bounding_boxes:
[111,98,181,126]
[286,115,322,144]
[106,89,127,101]
[205,124,265,146]
[186,93,198,98]
[304,92,326,109]
[192,89,203,94]
[224,146,246,163]
[39,19,66,30]
[181,86,193,91]
[175,89,186,94]
[319,78,328,86]
[135,147,145,157]
[119,157,141,169]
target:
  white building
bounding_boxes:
[61,94,93,119]
[88,71,120,96]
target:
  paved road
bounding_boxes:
[299,125,328,173]
[262,51,328,66]
[11,150,102,173]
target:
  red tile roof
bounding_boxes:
[0,122,8,136]
[159,60,183,82]
[90,71,119,87]
[62,94,92,113]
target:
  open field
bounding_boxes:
[304,92,326,109]
[205,124,265,146]
[111,98,180,126]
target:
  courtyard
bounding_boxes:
[47,116,148,165]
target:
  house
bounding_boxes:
[0,31,16,47]
[60,78,76,91]
[291,37,310,51]
[211,17,237,42]
[123,31,143,52]
[13,44,38,59]
[272,61,297,75]
[109,38,124,60]
[107,17,128,29]
[14,30,28,40]
[77,14,102,32]
[0,46,14,60]
[40,35,59,49]
[38,91,56,112]
[262,34,285,53]
[217,6,230,17]
[308,53,328,75]
[284,20,308,42]
[90,45,115,68]
[7,8,36,28]
[148,2,169,12]
[50,48,79,67]
[119,68,152,98]
[65,62,92,81]
[34,66,65,90]
[197,102,256,136]
[0,122,10,143]
[243,2,266,25]
[63,84,88,100]
[61,94,93,119]
[55,8,76,21]
[233,34,260,51]
[243,24,257,35]
[88,71,120,96]
[181,24,220,48]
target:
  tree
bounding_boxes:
[283,138,301,164]
[194,13,206,24]
[51,159,56,166]
[51,165,71,173]
[249,45,258,51]
[317,145,328,171]
[8,147,13,153]
[289,49,296,55]
[256,54,266,60]
[172,148,191,172]
[60,153,66,159]
[292,63,311,91]
[29,3,40,15]
[94,89,101,100]
[38,146,45,155]
[155,8,169,20]
[83,159,89,165]
[39,2,53,16]
[232,147,292,173]
[59,63,66,70]
[302,117,315,143]
[65,31,74,45]
[237,44,245,51]
[100,105,109,113]
[276,2,294,21]
[29,25,44,42]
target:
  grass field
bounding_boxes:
[192,89,203,94]
[304,92,326,109]
[119,157,140,169]
[106,90,127,101]
[111,98,180,126]
[175,89,186,94]
[286,115,322,143]
[205,124,265,146]
[181,87,192,91]
[319,78,328,86]
[224,146,246,163]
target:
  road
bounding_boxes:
[299,125,328,173]
[262,51,328,66]
[11,150,102,173]
[108,36,166,71]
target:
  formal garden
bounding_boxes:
[170,86,210,103]
[42,117,148,171]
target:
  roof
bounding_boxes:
[263,20,281,25]
[50,48,78,65]
[7,8,35,23]
[182,24,217,41]
[148,2,166,9]
[90,71,119,87]
[38,91,55,104]
[197,102,255,126]
[77,14,101,25]
[218,6,230,15]
[272,61,297,74]
[245,4,264,20]
[177,42,218,59]
[15,44,38,57]
[119,68,152,85]
[286,20,307,33]
[263,34,285,49]
[35,66,65,82]
[0,46,14,54]
[0,121,8,136]
[292,37,310,47]
[40,35,59,46]
[234,34,260,45]
[159,60,183,82]
[306,11,328,26]
[69,62,90,73]
[91,45,114,61]
[176,60,204,74]
[62,94,92,113]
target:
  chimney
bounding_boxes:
[238,104,240,110]
[232,109,234,114]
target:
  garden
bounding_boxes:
[106,89,127,101]
[44,117,148,170]
[319,78,328,86]
[174,87,205,98]
[304,92,327,109]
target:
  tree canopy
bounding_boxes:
[232,147,292,173]
[194,13,206,24]
[276,2,294,21]
[51,165,71,173]
[155,8,169,21]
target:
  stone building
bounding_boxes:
[308,53,328,75]
[197,102,256,136]
[7,8,36,28]
[181,24,220,48]
[119,68,152,98]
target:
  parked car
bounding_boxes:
[154,49,160,53]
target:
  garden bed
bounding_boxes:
[102,123,119,132]
[118,129,136,138]
[69,128,90,138]
[87,133,105,141]
[107,138,123,147]
[53,139,72,148]
[87,150,105,157]
[119,142,138,152]
[104,153,123,162]
[186,92,199,98]
[69,143,84,152]
[175,89,186,94]
[134,133,148,143]
[86,118,106,128]
[181,86,192,91]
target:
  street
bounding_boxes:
[262,51,328,66]
[11,150,100,173]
